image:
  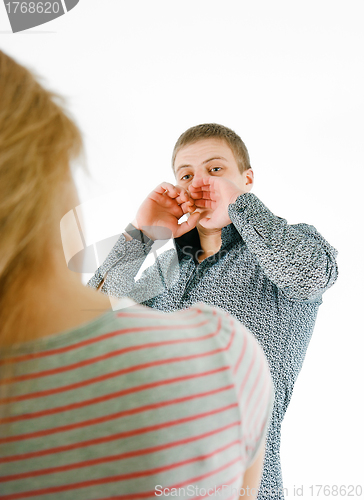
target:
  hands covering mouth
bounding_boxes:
[131,177,244,239]
[188,176,244,229]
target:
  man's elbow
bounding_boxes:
[282,256,339,302]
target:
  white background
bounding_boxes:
[1,1,363,498]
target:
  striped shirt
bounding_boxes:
[0,299,273,499]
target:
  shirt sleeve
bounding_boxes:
[227,193,339,302]
[87,234,150,293]
[209,305,275,469]
[87,234,180,303]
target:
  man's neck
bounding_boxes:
[196,225,222,262]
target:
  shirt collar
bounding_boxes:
[174,223,240,263]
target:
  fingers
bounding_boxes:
[155,182,181,198]
[174,210,202,238]
[189,189,218,207]
[154,183,193,202]
[150,191,178,208]
[179,200,196,214]
[189,190,213,200]
[175,188,196,214]
[192,199,215,209]
[190,176,215,190]
[197,216,215,229]
[189,180,217,202]
[153,182,197,212]
[175,189,194,205]
[156,183,193,200]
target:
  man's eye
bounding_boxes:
[210,167,222,173]
[181,174,192,181]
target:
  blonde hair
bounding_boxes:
[172,123,252,174]
[0,51,82,363]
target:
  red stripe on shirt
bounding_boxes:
[0,355,215,404]
[2,319,230,404]
[245,376,271,431]
[233,332,248,375]
[245,417,271,451]
[1,404,239,466]
[0,318,209,366]
[244,350,264,409]
[238,342,258,401]
[0,441,241,499]
[2,318,221,386]
[1,365,231,425]
[0,421,241,482]
[191,470,242,499]
[243,382,272,444]
[0,384,235,451]
[103,457,242,500]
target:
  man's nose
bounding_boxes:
[192,169,205,182]
[187,169,204,192]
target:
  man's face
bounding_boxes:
[174,138,253,230]
[174,138,252,193]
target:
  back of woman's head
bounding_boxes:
[0,50,83,347]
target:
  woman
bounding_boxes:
[0,50,273,499]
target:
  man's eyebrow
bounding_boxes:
[175,156,228,174]
[202,156,228,165]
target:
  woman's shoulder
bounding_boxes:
[0,298,219,359]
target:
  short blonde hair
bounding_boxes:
[0,51,82,349]
[172,123,251,173]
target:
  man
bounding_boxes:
[88,123,338,499]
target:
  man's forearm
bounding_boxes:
[87,232,154,297]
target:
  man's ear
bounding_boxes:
[243,168,254,192]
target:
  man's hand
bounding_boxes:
[189,177,244,229]
[132,182,202,239]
